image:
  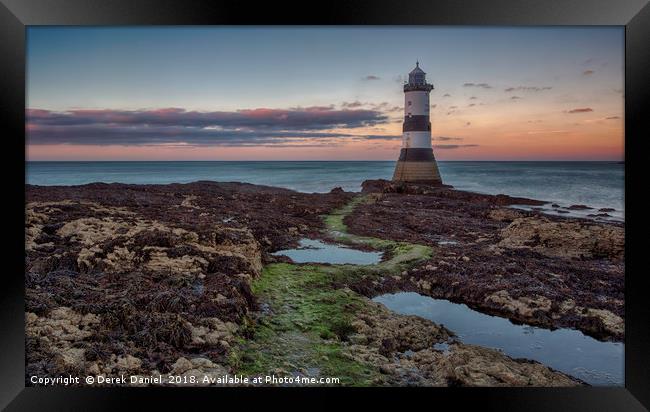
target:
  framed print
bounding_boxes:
[1,0,649,410]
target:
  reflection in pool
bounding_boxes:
[373,292,624,386]
[272,238,383,265]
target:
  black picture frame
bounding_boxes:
[2,0,648,410]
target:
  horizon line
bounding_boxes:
[25,159,625,162]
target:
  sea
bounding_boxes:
[26,161,624,221]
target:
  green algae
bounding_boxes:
[234,263,378,385]
[232,195,434,384]
[325,195,433,271]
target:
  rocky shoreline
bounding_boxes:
[349,180,624,342]
[25,180,623,386]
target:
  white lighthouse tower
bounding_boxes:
[392,61,443,184]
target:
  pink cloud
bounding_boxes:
[567,108,594,114]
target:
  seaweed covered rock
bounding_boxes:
[346,182,624,342]
[25,182,352,385]
[343,300,579,386]
[497,217,625,260]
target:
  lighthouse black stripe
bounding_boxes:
[403,84,434,92]
[403,115,431,132]
[398,148,436,162]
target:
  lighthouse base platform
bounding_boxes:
[392,148,443,185]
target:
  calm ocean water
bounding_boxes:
[26,161,624,219]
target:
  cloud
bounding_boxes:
[341,101,398,112]
[468,103,476,107]
[341,101,364,108]
[566,108,594,114]
[583,70,595,76]
[510,96,522,100]
[363,135,466,142]
[369,102,396,111]
[463,83,492,89]
[363,75,381,81]
[443,93,451,97]
[364,134,401,140]
[605,116,620,119]
[27,124,366,146]
[434,136,463,141]
[469,96,477,100]
[27,107,389,146]
[434,144,479,149]
[581,58,608,68]
[28,107,386,130]
[504,86,552,92]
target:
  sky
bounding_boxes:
[26,26,624,161]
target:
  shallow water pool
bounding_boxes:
[373,292,624,386]
[272,238,383,265]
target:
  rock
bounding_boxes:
[171,357,194,374]
[190,318,237,347]
[53,348,86,370]
[417,280,432,291]
[361,179,452,194]
[342,180,623,342]
[488,208,526,222]
[485,290,552,317]
[87,362,101,375]
[344,297,578,386]
[348,334,368,345]
[25,180,617,386]
[559,299,576,314]
[442,344,578,386]
[583,308,624,336]
[497,217,624,260]
[26,307,100,343]
[116,354,142,371]
[189,357,217,368]
[180,195,200,209]
[568,204,592,210]
[169,357,227,386]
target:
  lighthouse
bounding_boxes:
[392,62,443,185]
